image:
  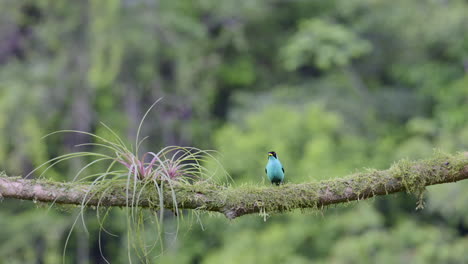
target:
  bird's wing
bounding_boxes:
[282,167,285,173]
[265,168,267,174]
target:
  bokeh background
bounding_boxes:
[1,0,468,263]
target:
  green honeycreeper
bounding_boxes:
[265,151,284,185]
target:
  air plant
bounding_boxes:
[27,99,228,263]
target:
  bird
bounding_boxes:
[265,151,285,186]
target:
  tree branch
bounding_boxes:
[1,152,468,219]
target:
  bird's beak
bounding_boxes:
[268,153,273,156]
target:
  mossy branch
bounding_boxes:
[1,152,468,219]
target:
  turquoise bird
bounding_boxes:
[265,151,284,186]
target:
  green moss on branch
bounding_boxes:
[1,152,468,219]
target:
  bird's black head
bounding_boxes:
[268,151,277,158]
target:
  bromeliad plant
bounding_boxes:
[27,100,228,263]
[117,145,213,182]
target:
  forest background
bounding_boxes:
[1,0,468,263]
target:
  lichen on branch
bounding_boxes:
[1,152,468,219]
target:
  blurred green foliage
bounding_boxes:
[282,19,372,70]
[1,0,468,263]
